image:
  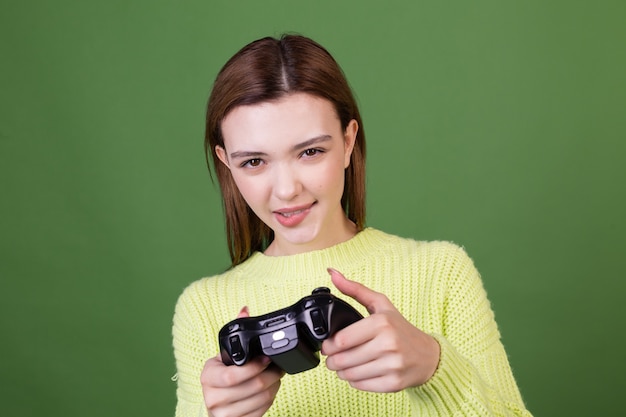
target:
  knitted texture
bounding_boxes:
[172,228,531,416]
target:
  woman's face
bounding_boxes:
[216,93,358,256]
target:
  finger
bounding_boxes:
[204,364,283,414]
[237,305,250,318]
[322,317,377,355]
[326,267,393,314]
[336,358,387,384]
[345,373,405,393]
[236,377,282,416]
[324,333,381,370]
[213,377,282,417]
[203,355,272,389]
[225,364,283,404]
[330,351,412,393]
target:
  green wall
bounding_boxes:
[1,1,625,415]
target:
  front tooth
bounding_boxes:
[283,209,302,217]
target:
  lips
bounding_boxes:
[273,203,314,227]
[278,208,306,217]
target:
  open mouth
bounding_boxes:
[278,209,306,218]
[273,203,315,227]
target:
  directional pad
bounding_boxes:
[310,308,327,335]
[229,335,244,361]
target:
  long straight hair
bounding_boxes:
[205,34,366,266]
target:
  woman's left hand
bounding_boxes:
[322,268,441,393]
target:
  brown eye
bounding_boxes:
[302,148,322,158]
[241,158,263,168]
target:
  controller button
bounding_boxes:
[312,287,330,295]
[304,299,316,308]
[228,323,240,332]
[310,309,327,335]
[271,338,290,349]
[272,330,286,341]
[265,317,286,327]
[229,335,244,361]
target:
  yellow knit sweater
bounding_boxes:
[172,228,531,416]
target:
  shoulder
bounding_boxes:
[366,228,472,260]
[173,268,235,323]
[364,228,480,286]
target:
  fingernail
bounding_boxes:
[236,306,249,318]
[327,267,338,275]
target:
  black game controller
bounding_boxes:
[219,287,363,374]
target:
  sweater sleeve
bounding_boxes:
[406,245,532,416]
[172,283,210,417]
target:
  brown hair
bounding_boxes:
[205,34,366,266]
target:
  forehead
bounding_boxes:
[221,93,341,150]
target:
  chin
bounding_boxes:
[273,225,325,252]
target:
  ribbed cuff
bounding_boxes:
[407,334,491,416]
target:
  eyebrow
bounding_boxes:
[229,135,333,159]
[291,135,332,151]
[229,150,268,159]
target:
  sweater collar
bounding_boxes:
[232,227,388,279]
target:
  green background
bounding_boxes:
[1,0,625,415]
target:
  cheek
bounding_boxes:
[313,164,345,195]
[231,175,265,206]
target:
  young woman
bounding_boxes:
[172,34,532,417]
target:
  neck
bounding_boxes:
[264,217,358,257]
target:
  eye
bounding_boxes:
[241,158,263,168]
[301,148,324,158]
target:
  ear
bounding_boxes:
[215,145,230,168]
[343,119,358,169]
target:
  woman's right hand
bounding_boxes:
[201,307,284,417]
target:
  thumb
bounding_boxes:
[326,267,392,314]
[236,306,250,319]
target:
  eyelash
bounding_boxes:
[240,158,263,168]
[239,148,325,169]
[301,148,324,158]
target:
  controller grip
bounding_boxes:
[217,289,364,374]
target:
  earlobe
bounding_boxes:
[343,119,358,168]
[215,145,230,168]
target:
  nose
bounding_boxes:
[272,162,302,201]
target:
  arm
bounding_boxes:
[323,248,531,416]
[172,284,208,417]
[172,286,283,417]
[407,246,531,416]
